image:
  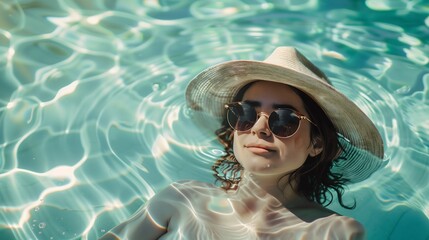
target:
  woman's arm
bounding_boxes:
[99,184,179,240]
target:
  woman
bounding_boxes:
[100,47,384,239]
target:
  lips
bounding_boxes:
[245,144,276,154]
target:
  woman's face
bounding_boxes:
[232,81,322,177]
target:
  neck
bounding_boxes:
[235,171,306,209]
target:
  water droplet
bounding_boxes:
[39,222,46,229]
[35,207,39,211]
[182,107,193,118]
[152,83,159,91]
[101,229,106,233]
[266,164,270,168]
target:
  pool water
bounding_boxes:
[0,0,428,239]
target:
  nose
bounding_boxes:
[251,112,272,138]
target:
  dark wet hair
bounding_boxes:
[213,81,355,209]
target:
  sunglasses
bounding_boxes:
[225,102,317,138]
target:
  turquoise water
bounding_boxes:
[0,0,428,239]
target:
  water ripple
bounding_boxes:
[190,1,254,19]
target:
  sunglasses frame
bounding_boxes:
[224,102,318,138]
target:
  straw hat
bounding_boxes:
[186,46,384,182]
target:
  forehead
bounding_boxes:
[241,81,306,110]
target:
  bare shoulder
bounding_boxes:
[309,206,365,240]
[325,214,366,240]
[292,203,365,240]
[99,180,219,240]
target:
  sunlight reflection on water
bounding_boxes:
[0,0,428,239]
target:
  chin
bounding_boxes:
[243,164,301,177]
[245,166,270,173]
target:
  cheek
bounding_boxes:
[278,133,311,160]
[289,125,312,148]
[232,132,244,162]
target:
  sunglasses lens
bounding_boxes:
[226,104,256,131]
[268,109,301,137]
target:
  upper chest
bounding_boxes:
[166,193,337,239]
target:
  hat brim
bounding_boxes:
[186,60,384,159]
